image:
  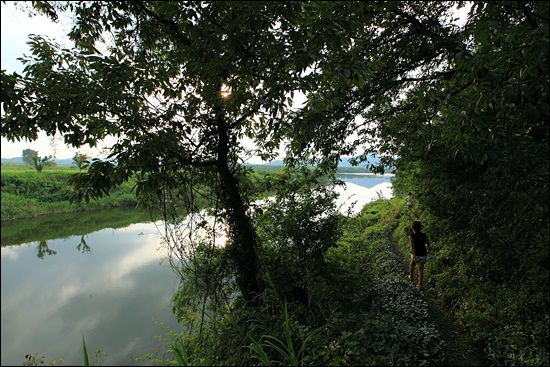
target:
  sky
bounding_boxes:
[1,2,84,159]
[1,2,470,161]
[0,2,266,162]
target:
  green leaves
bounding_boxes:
[67,159,118,203]
[82,335,90,366]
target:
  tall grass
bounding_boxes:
[82,335,90,366]
[247,302,319,366]
[1,164,139,220]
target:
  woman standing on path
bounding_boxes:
[409,221,430,290]
[406,192,414,209]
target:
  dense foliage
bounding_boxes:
[385,3,549,364]
[163,197,454,366]
[1,1,547,365]
[21,148,38,166]
[1,0,480,301]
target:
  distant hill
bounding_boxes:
[2,154,383,168]
[53,158,74,165]
[339,155,381,167]
[1,157,74,165]
[1,157,23,163]
[262,154,381,167]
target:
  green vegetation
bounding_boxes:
[4,165,548,365]
[140,194,547,366]
[21,148,55,172]
[1,163,139,220]
[21,149,38,167]
[2,1,547,366]
[22,336,105,366]
[0,163,284,221]
[72,152,89,171]
[140,196,450,366]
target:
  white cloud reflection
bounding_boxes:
[0,222,178,366]
[335,181,393,215]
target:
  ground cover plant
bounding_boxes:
[2,1,547,365]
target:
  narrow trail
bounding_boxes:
[389,232,486,366]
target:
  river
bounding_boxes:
[0,173,393,366]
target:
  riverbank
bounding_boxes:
[2,193,482,366]
[1,163,384,221]
[2,173,545,365]
[1,164,139,221]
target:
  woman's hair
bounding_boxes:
[411,221,422,231]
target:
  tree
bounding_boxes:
[21,148,54,171]
[72,151,88,171]
[368,0,548,280]
[366,3,548,363]
[22,148,38,166]
[32,154,54,172]
[3,3,547,363]
[1,1,472,303]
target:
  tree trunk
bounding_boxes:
[215,108,262,305]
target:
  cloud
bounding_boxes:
[1,3,75,158]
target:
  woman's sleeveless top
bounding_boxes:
[411,232,428,256]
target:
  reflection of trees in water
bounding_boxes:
[1,208,154,248]
[37,240,56,259]
[35,235,91,259]
[76,235,91,254]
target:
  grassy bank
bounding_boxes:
[141,196,481,366]
[1,163,139,221]
[4,163,546,366]
[1,163,359,221]
[151,195,546,366]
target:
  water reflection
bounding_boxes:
[77,235,92,254]
[37,240,57,258]
[1,207,159,247]
[334,175,393,215]
[1,174,393,366]
[33,235,91,259]
[1,212,181,366]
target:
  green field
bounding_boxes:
[1,163,139,220]
[1,162,368,221]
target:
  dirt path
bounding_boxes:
[423,292,486,366]
[391,236,486,366]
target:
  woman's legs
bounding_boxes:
[417,263,424,289]
[409,258,416,281]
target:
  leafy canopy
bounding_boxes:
[1,1,466,183]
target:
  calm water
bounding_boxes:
[333,173,393,215]
[1,174,392,366]
[1,215,181,366]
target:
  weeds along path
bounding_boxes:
[388,233,486,366]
